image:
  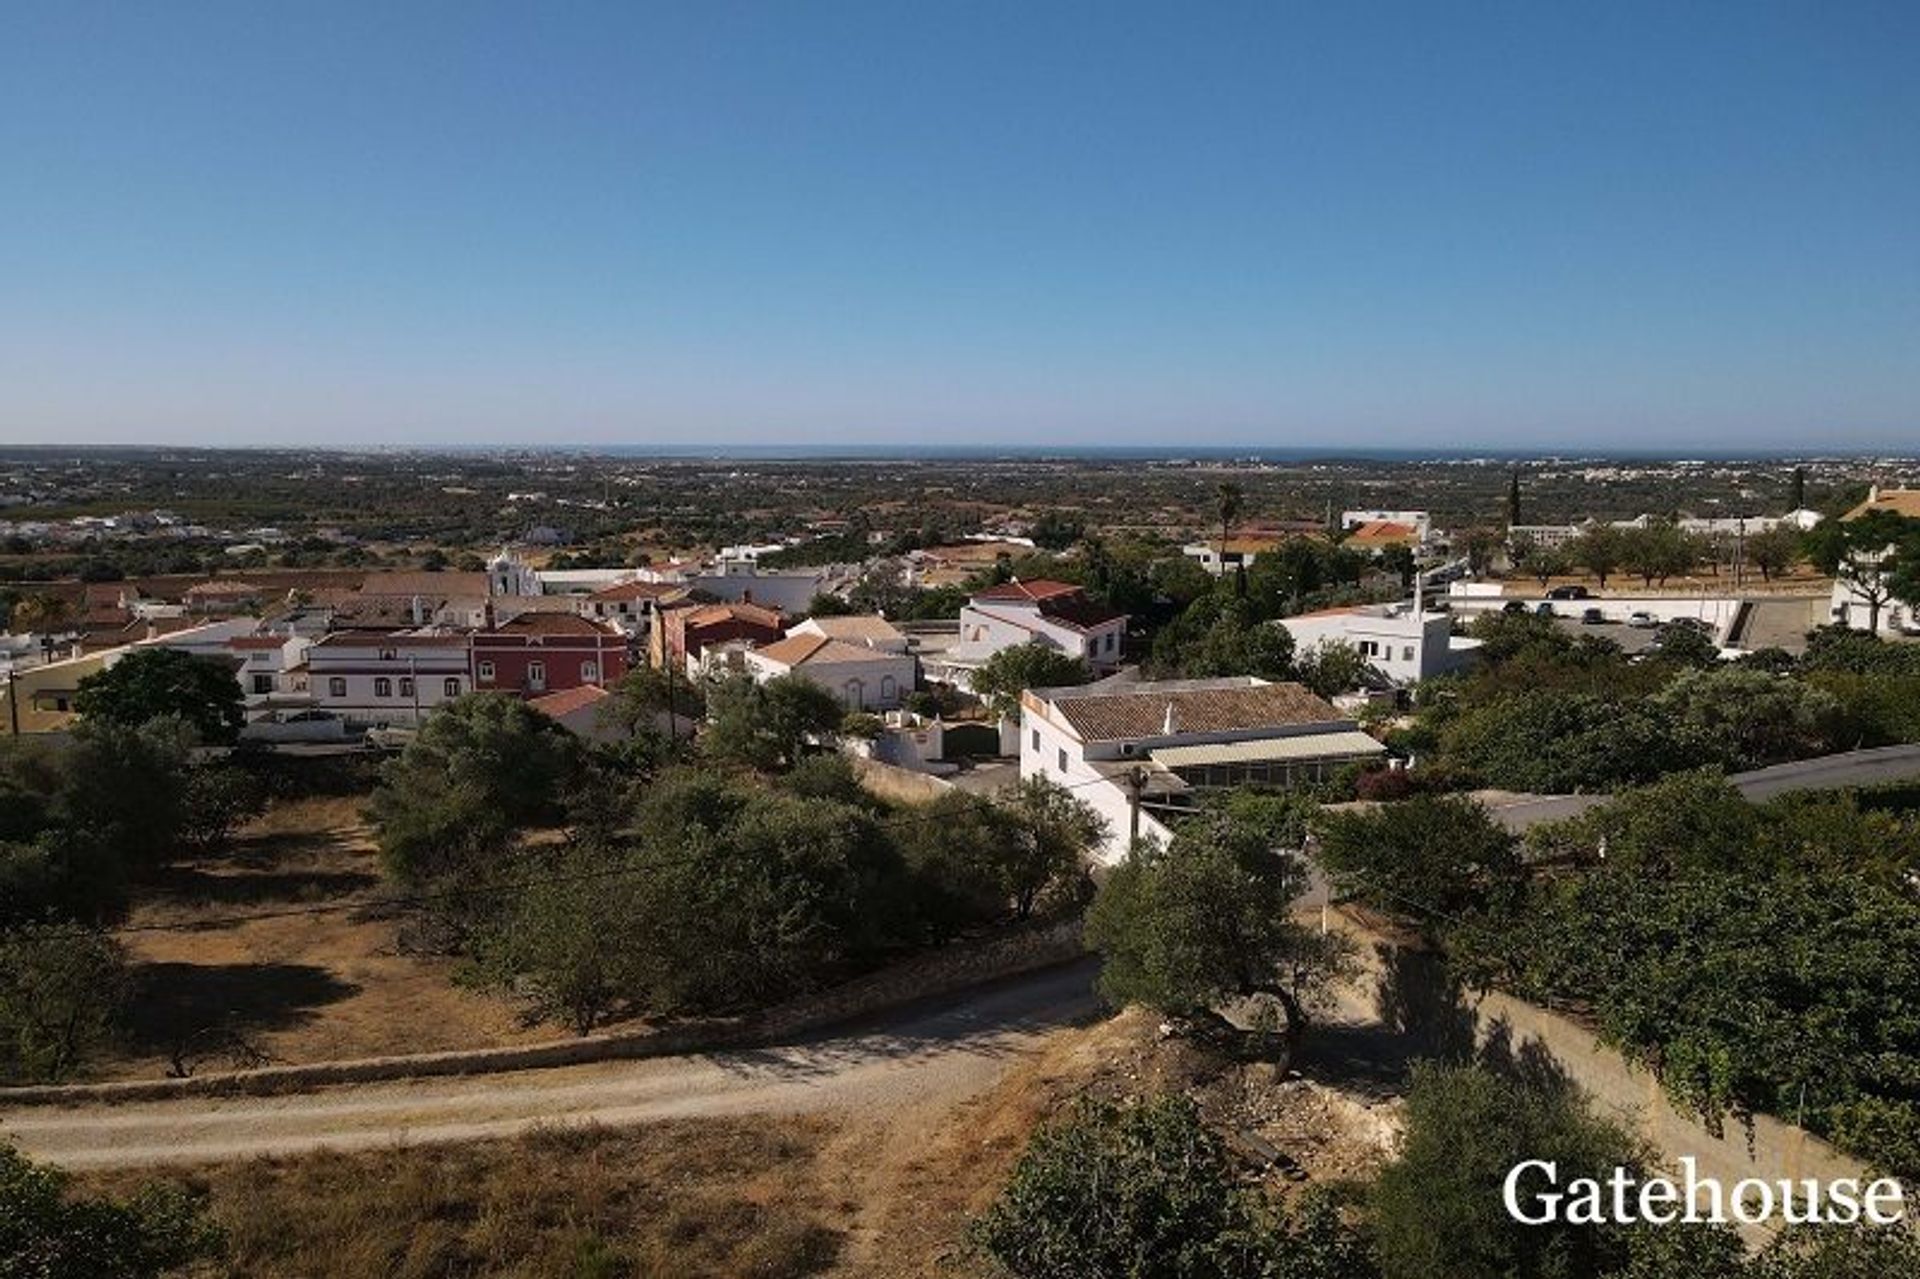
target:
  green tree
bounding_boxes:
[973,1094,1372,1279]
[1371,1061,1737,1279]
[997,777,1105,920]
[1566,525,1623,587]
[1086,816,1351,1049]
[971,644,1091,721]
[1744,525,1802,582]
[1314,795,1520,930]
[896,790,1020,942]
[703,673,845,771]
[1293,640,1371,698]
[1519,542,1570,588]
[1618,521,1695,587]
[1,1144,223,1279]
[472,838,656,1034]
[1215,481,1244,564]
[74,647,245,743]
[366,694,581,883]
[1807,510,1919,634]
[1649,667,1842,768]
[0,925,126,1083]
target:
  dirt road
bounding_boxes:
[3,962,1101,1171]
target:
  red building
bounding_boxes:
[471,613,628,697]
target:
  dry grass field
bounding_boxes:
[101,796,554,1081]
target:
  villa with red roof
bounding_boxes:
[743,626,917,710]
[949,578,1128,677]
[472,612,628,697]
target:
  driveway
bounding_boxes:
[1483,744,1920,832]
[3,962,1101,1171]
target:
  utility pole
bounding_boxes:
[5,667,18,737]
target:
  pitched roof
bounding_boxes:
[360,571,492,597]
[309,631,469,649]
[683,602,784,630]
[529,684,612,719]
[793,615,904,643]
[972,579,1084,603]
[1037,595,1126,631]
[752,634,900,668]
[489,612,611,637]
[184,579,264,596]
[1345,520,1418,545]
[228,635,293,650]
[1042,680,1347,743]
[588,580,688,602]
[1845,489,1920,520]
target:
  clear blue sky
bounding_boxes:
[2,1,1916,451]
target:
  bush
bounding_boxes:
[973,1095,1370,1279]
[0,1144,223,1278]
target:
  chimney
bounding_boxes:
[1162,702,1177,735]
[483,600,496,631]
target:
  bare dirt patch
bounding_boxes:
[101,796,554,1080]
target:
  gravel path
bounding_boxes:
[3,962,1101,1170]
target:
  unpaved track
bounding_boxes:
[3,962,1101,1171]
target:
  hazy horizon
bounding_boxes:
[4,2,1916,451]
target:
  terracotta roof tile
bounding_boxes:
[1044,681,1346,743]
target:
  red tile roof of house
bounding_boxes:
[683,602,784,630]
[489,612,612,637]
[1043,681,1346,743]
[528,684,612,719]
[1345,520,1418,546]
[972,579,1084,603]
[228,635,292,650]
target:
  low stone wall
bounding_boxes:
[850,754,955,805]
[0,920,1085,1108]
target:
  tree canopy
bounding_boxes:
[74,647,244,743]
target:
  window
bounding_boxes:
[580,660,599,683]
[444,678,461,698]
[843,679,864,707]
[329,677,347,698]
[1057,747,1069,773]
[1402,646,1415,662]
[527,661,546,688]
[379,648,396,661]
[880,675,896,701]
[1031,728,1040,751]
[477,661,495,682]
[374,677,392,698]
[252,675,273,694]
[399,677,415,697]
[1105,631,1117,653]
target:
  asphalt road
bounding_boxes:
[1484,744,1920,831]
[2,961,1102,1171]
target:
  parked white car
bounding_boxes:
[1626,611,1658,628]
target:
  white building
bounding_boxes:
[951,580,1127,676]
[1276,603,1481,685]
[306,631,471,727]
[1827,488,1920,636]
[486,549,542,597]
[743,631,918,710]
[1181,535,1288,577]
[1019,676,1385,863]
[1342,509,1432,543]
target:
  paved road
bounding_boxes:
[1484,744,1920,831]
[2,961,1101,1171]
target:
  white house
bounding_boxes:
[1827,487,1920,635]
[744,631,917,710]
[306,631,471,727]
[1342,509,1432,543]
[952,580,1127,676]
[1277,603,1481,685]
[1019,676,1385,863]
[1181,535,1288,577]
